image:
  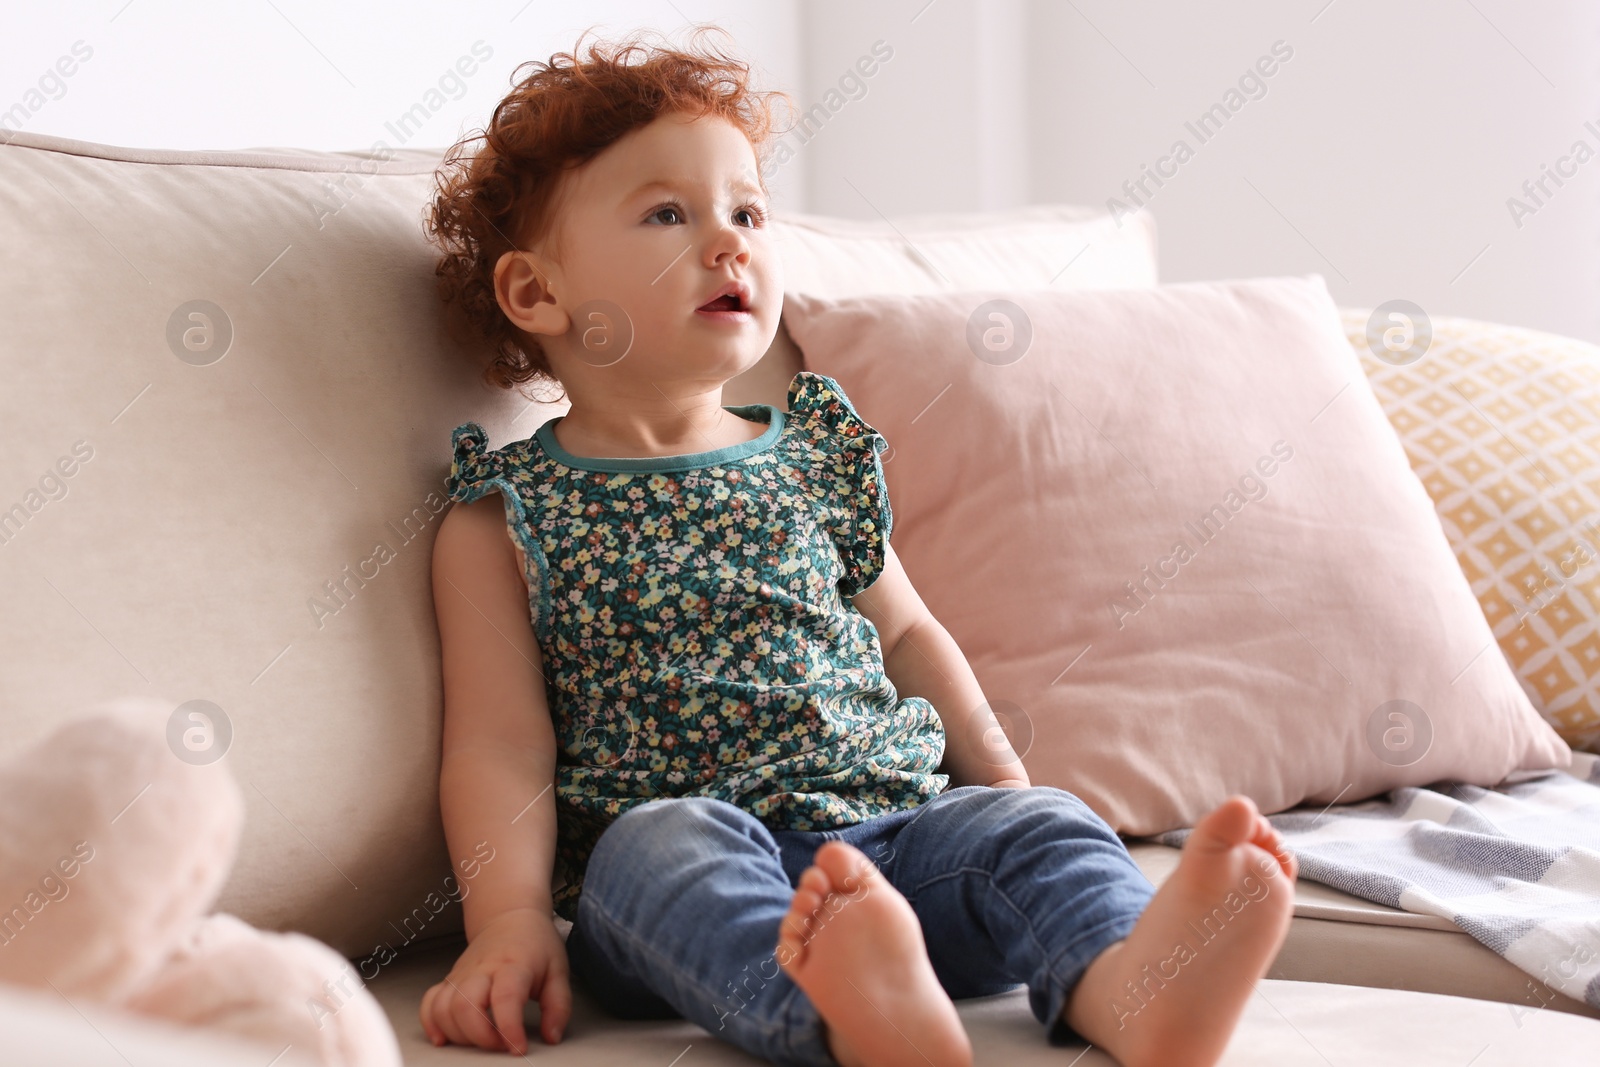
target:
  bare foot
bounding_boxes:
[775,840,971,1067]
[1065,795,1297,1067]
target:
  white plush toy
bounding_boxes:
[0,699,400,1067]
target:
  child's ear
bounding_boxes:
[493,251,568,337]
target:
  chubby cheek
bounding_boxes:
[619,282,695,351]
[571,273,681,349]
[561,235,668,315]
[752,250,783,327]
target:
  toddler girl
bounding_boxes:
[419,29,1297,1067]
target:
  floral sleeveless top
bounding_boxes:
[446,371,949,921]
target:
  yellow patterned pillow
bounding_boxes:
[1344,306,1600,751]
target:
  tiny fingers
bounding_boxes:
[419,983,444,1046]
[448,972,504,1050]
[489,965,534,1055]
[539,968,574,1044]
[430,982,473,1049]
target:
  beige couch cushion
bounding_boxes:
[364,938,1600,1065]
[0,130,1158,956]
[774,202,1158,296]
[9,932,1591,1066]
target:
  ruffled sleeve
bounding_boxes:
[444,420,553,640]
[786,372,894,598]
[448,421,501,503]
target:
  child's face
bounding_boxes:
[502,110,782,388]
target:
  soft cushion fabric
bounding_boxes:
[0,131,518,959]
[781,276,1572,834]
[773,204,1158,297]
[1341,308,1600,752]
[0,130,1158,953]
[364,943,1600,1067]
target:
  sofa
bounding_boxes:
[3,129,1597,1065]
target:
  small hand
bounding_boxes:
[419,906,571,1055]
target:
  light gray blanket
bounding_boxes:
[1155,751,1600,1010]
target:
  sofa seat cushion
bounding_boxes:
[365,936,1600,1066]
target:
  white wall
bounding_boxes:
[0,1,806,203]
[5,0,1596,342]
[791,0,1032,218]
[796,0,1600,343]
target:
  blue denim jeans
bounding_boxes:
[564,784,1156,1066]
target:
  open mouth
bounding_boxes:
[695,282,753,319]
[698,293,745,312]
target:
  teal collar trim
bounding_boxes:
[536,404,786,473]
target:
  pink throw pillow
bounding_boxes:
[782,276,1572,834]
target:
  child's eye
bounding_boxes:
[647,203,686,225]
[735,204,768,228]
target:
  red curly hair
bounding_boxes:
[426,26,788,397]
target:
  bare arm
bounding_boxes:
[849,542,1031,789]
[434,493,558,929]
[421,493,570,1054]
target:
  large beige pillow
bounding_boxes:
[0,133,519,960]
[0,130,1157,955]
[774,204,1157,297]
[782,276,1573,834]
